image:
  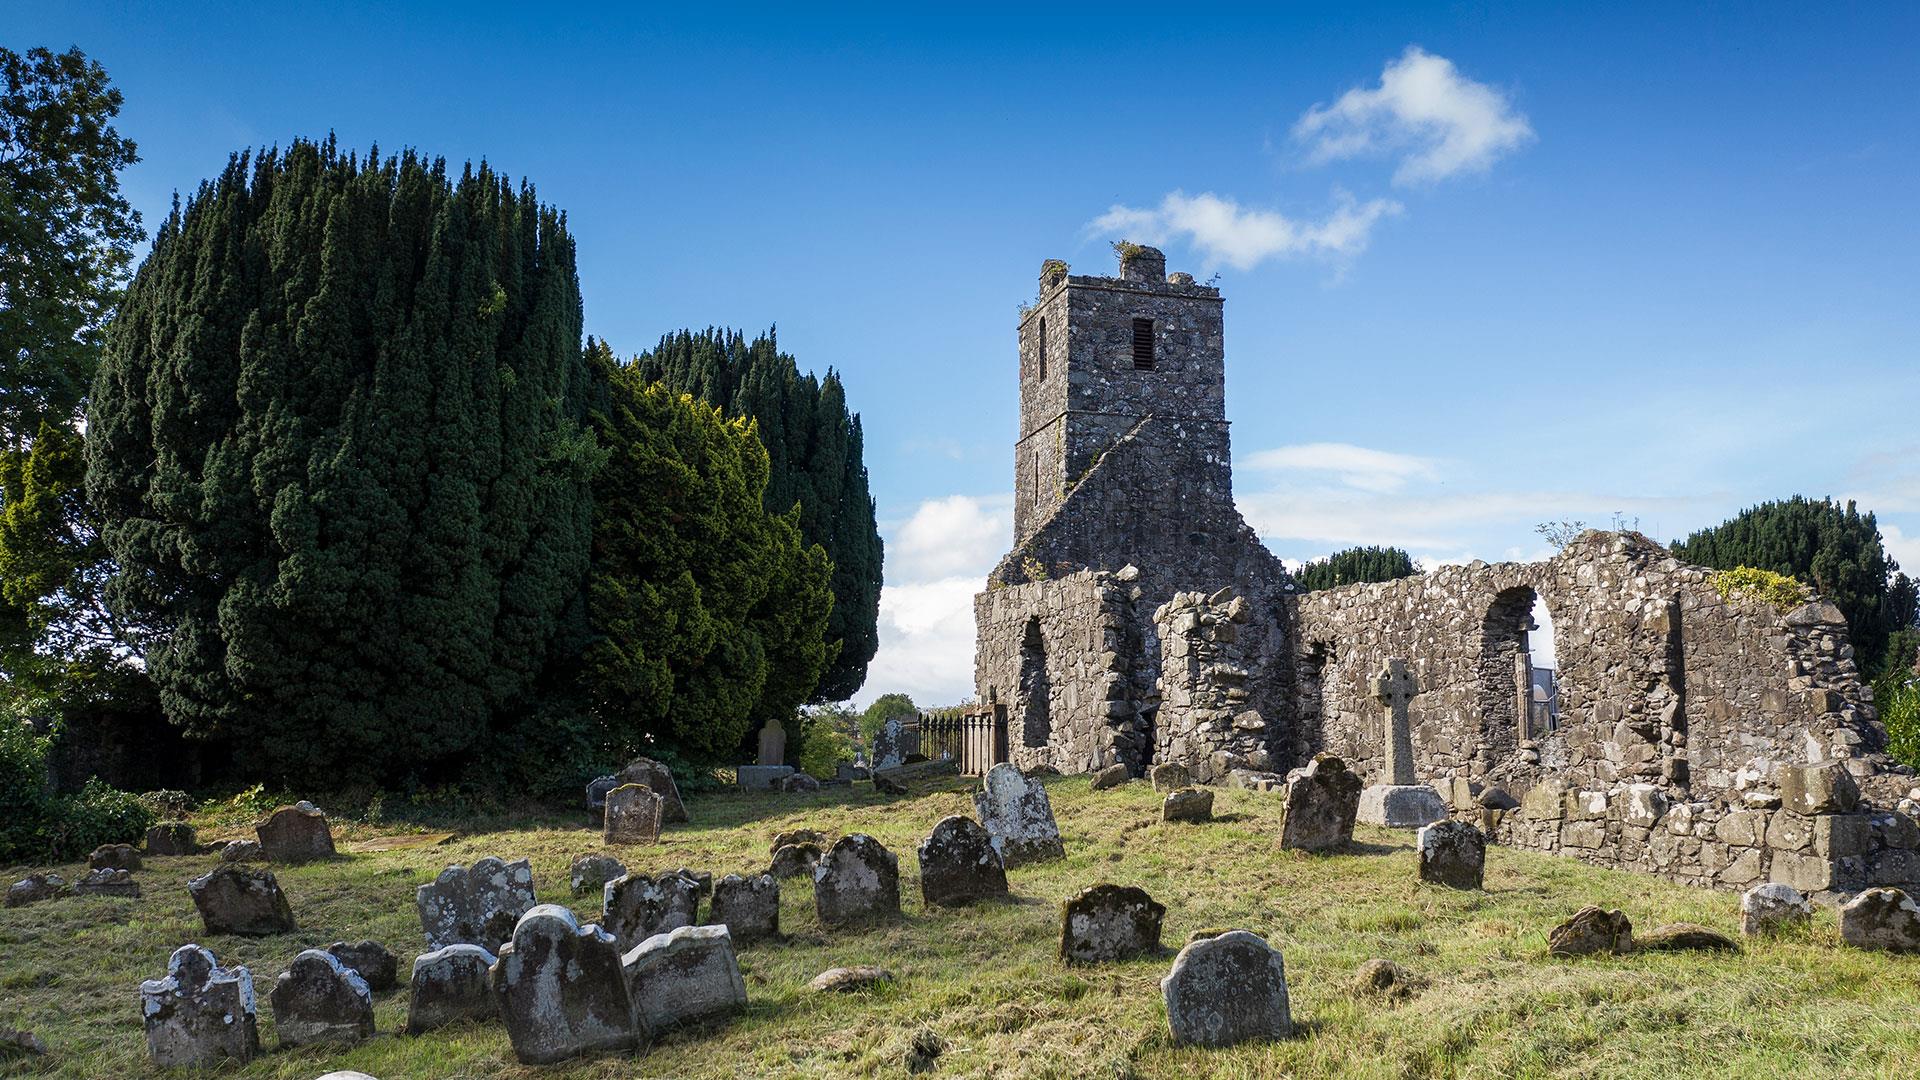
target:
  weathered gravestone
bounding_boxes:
[974,763,1065,866]
[140,945,259,1069]
[769,842,823,880]
[256,802,336,862]
[808,965,893,993]
[5,873,67,908]
[1416,820,1486,889]
[772,827,830,852]
[1638,923,1739,952]
[89,843,140,870]
[758,717,787,766]
[1356,660,1448,828]
[1151,762,1191,793]
[872,716,910,771]
[1163,787,1214,823]
[603,783,664,845]
[490,905,639,1065]
[220,839,264,862]
[1060,883,1165,964]
[1162,930,1292,1047]
[1740,882,1812,937]
[74,867,140,898]
[620,924,748,1033]
[603,871,703,952]
[615,755,690,823]
[917,815,1009,908]
[1090,762,1130,790]
[570,853,627,898]
[711,873,780,943]
[188,865,296,935]
[406,944,498,1034]
[1279,754,1362,851]
[1839,887,1920,952]
[327,940,399,992]
[145,822,198,856]
[269,949,374,1048]
[814,834,901,927]
[737,764,795,790]
[1548,905,1634,956]
[416,856,536,951]
[585,774,618,826]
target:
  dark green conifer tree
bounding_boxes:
[1295,546,1420,592]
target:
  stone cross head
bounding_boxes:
[1371,658,1418,708]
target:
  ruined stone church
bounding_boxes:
[974,244,1917,899]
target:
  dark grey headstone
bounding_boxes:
[188,866,296,935]
[1162,930,1292,1047]
[711,873,780,944]
[1060,883,1164,963]
[489,905,639,1065]
[269,949,374,1048]
[406,944,498,1034]
[813,834,900,928]
[916,815,1008,908]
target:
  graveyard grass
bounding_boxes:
[6,778,1920,1079]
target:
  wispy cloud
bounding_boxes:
[1088,190,1402,272]
[1242,442,1439,493]
[1294,45,1534,185]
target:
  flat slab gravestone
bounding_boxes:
[326,940,399,992]
[603,871,703,952]
[188,866,296,935]
[1059,883,1165,964]
[737,764,794,791]
[614,755,690,823]
[711,873,780,943]
[256,803,335,862]
[1279,754,1362,851]
[974,763,1065,866]
[620,924,748,1033]
[74,867,140,897]
[603,783,664,845]
[416,856,536,952]
[917,815,1009,908]
[140,945,259,1069]
[1416,820,1486,889]
[489,904,639,1065]
[406,944,498,1034]
[1839,887,1920,952]
[1162,929,1292,1047]
[813,834,901,927]
[1163,787,1214,823]
[570,853,628,897]
[269,949,374,1048]
[1740,882,1812,937]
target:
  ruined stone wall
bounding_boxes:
[1153,588,1278,781]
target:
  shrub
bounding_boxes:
[798,723,855,780]
[1710,566,1812,612]
[0,723,152,863]
[1883,679,1920,770]
[45,780,153,858]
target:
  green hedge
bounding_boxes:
[1,723,153,864]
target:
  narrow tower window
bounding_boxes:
[1037,317,1048,380]
[1131,317,1155,370]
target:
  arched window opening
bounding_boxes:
[1018,618,1051,748]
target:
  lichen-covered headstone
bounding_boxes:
[615,755,690,823]
[140,945,259,1068]
[973,763,1065,866]
[75,867,141,898]
[405,944,498,1034]
[489,905,639,1065]
[188,865,295,935]
[1839,887,1920,952]
[1059,883,1165,964]
[872,716,910,771]
[89,843,140,870]
[769,842,823,880]
[1163,787,1214,823]
[602,783,663,845]
[1151,762,1191,793]
[5,873,67,908]
[415,856,536,952]
[916,815,1008,908]
[1161,930,1292,1047]
[569,853,627,898]
[145,822,198,856]
[1548,905,1634,956]
[620,924,748,1033]
[1740,882,1812,937]
[256,802,335,862]
[326,940,399,992]
[1279,754,1361,851]
[603,871,702,952]
[269,948,374,1048]
[813,833,901,927]
[1416,820,1485,889]
[711,873,780,943]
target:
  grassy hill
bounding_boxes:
[4,774,1919,1079]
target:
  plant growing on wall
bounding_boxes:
[1708,567,1812,612]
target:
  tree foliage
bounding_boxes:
[85,139,597,785]
[584,343,834,764]
[860,692,916,744]
[1673,497,1916,677]
[1294,546,1420,592]
[631,329,881,701]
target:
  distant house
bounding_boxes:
[1530,667,1559,733]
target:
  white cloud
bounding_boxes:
[1087,190,1402,272]
[1883,524,1920,576]
[1242,442,1438,493]
[1294,45,1534,185]
[888,494,1011,582]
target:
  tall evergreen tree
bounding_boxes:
[1295,546,1420,592]
[631,329,881,701]
[1673,496,1915,677]
[86,140,597,784]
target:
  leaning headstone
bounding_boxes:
[327,940,399,992]
[585,774,618,826]
[1279,754,1362,851]
[1163,788,1214,823]
[140,945,259,1068]
[615,755,690,823]
[770,842,823,880]
[917,815,1009,908]
[620,924,748,1033]
[1548,905,1634,956]
[973,763,1065,866]
[570,853,628,898]
[711,873,781,943]
[1090,763,1130,790]
[145,822,198,856]
[813,833,901,927]
[1416,820,1486,889]
[5,873,67,908]
[1161,929,1292,1047]
[269,948,374,1048]
[256,803,335,862]
[416,856,536,951]
[603,871,703,952]
[602,783,664,845]
[758,717,787,766]
[1059,883,1165,964]
[1740,882,1812,937]
[220,839,265,862]
[1355,659,1448,827]
[75,867,141,897]
[89,843,140,870]
[189,865,296,935]
[1151,762,1192,793]
[406,944,498,1034]
[872,716,909,771]
[489,905,639,1065]
[1839,887,1920,952]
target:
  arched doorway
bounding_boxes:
[1478,586,1547,767]
[1018,618,1051,749]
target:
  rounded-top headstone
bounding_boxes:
[256,804,335,863]
[188,865,296,936]
[1839,887,1920,953]
[268,948,374,1048]
[139,944,259,1069]
[1416,820,1486,889]
[813,833,901,927]
[916,815,1009,908]
[614,756,690,823]
[489,904,638,1065]
[1059,883,1165,964]
[416,856,536,952]
[1162,929,1292,1047]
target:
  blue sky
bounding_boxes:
[19,3,1919,706]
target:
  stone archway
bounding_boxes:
[1018,617,1051,749]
